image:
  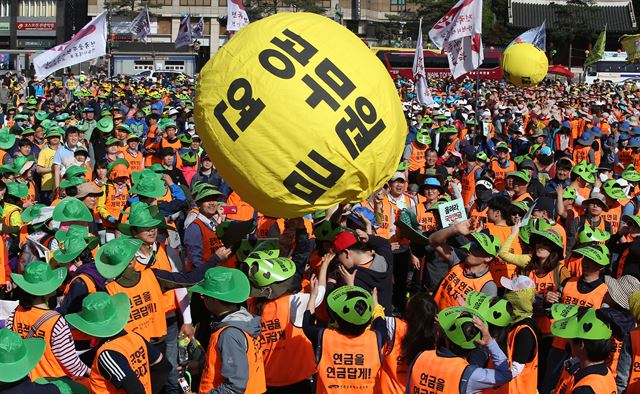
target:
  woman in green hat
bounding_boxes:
[610,214,640,278]
[2,181,28,227]
[6,261,90,381]
[0,328,61,394]
[65,292,171,394]
[407,306,511,393]
[563,221,610,277]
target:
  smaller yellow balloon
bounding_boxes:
[502,43,549,87]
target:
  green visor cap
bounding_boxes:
[623,214,640,229]
[11,261,67,296]
[572,162,595,184]
[65,292,130,339]
[313,221,343,241]
[245,256,296,288]
[530,227,565,258]
[236,238,279,262]
[397,162,410,171]
[512,201,531,214]
[465,291,512,327]
[180,151,197,164]
[95,237,143,279]
[551,308,612,340]
[550,303,581,321]
[602,179,628,200]
[437,306,483,350]
[416,130,431,145]
[327,285,373,326]
[622,164,640,182]
[0,329,46,383]
[572,244,610,266]
[506,170,531,184]
[563,186,578,200]
[577,222,611,244]
[462,232,501,257]
[189,267,250,304]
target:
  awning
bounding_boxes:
[548,64,575,78]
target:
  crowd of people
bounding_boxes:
[0,68,639,394]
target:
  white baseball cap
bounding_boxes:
[500,275,536,291]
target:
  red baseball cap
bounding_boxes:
[332,231,357,253]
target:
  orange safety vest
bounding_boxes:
[616,248,631,278]
[483,323,538,394]
[619,148,634,171]
[445,137,460,154]
[627,328,640,391]
[12,306,67,380]
[570,366,617,394]
[105,269,167,341]
[256,215,285,239]
[603,203,622,235]
[122,149,144,174]
[461,164,479,207]
[199,325,266,394]
[90,332,153,394]
[528,267,560,335]
[609,337,623,378]
[407,141,427,173]
[513,192,533,203]
[491,159,516,191]
[552,279,608,350]
[102,183,129,223]
[189,217,224,271]
[415,202,438,233]
[408,350,469,394]
[376,317,409,394]
[485,223,521,285]
[634,153,640,171]
[434,264,494,311]
[564,255,583,278]
[134,244,177,315]
[469,203,489,229]
[225,191,256,222]
[64,274,97,342]
[573,145,591,164]
[316,328,382,394]
[249,295,315,386]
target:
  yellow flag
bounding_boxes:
[620,34,640,63]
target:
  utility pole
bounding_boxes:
[107,0,113,81]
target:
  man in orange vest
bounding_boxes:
[491,142,516,191]
[66,292,172,394]
[189,267,266,394]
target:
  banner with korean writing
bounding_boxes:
[227,0,249,32]
[438,198,467,228]
[195,13,405,217]
[33,12,107,80]
[175,15,192,48]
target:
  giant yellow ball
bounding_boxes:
[195,13,405,218]
[502,43,548,87]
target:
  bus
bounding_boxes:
[584,51,640,84]
[372,46,503,80]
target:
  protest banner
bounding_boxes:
[438,198,467,228]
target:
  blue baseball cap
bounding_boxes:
[423,177,443,189]
[540,146,553,156]
[83,107,94,112]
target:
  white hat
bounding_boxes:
[464,105,473,112]
[390,172,406,181]
[476,179,493,189]
[168,108,179,116]
[500,275,536,291]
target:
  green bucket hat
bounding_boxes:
[327,285,373,326]
[622,164,640,182]
[465,291,512,327]
[52,197,93,222]
[65,292,130,338]
[551,307,612,340]
[313,221,343,242]
[572,244,610,266]
[41,119,55,130]
[180,151,197,165]
[178,134,193,144]
[577,221,611,244]
[11,261,67,296]
[396,209,429,246]
[21,128,35,136]
[45,127,63,139]
[55,113,70,122]
[236,238,280,262]
[462,232,501,257]
[416,130,431,145]
[64,165,89,180]
[129,171,166,199]
[105,136,120,146]
[161,120,177,130]
[572,162,595,184]
[95,117,114,133]
[530,227,565,258]
[35,377,89,394]
[100,109,111,117]
[53,225,98,264]
[13,155,36,175]
[506,170,531,184]
[6,182,28,199]
[59,176,86,190]
[189,267,250,304]
[34,111,49,122]
[145,163,169,174]
[21,203,46,223]
[245,256,296,288]
[95,237,143,279]
[0,329,46,383]
[623,214,640,229]
[602,179,628,200]
[13,114,29,121]
[437,306,483,350]
[0,130,16,150]
[118,201,169,235]
[563,186,578,200]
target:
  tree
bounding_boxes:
[104,0,161,17]
[548,0,600,65]
[244,0,325,21]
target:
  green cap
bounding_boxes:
[63,165,89,180]
[551,307,612,340]
[602,179,628,200]
[145,164,169,174]
[53,225,98,264]
[65,292,130,338]
[572,161,595,184]
[416,130,431,145]
[577,221,611,244]
[115,124,131,133]
[130,171,166,199]
[13,114,29,121]
[530,227,565,258]
[327,285,373,326]
[0,130,16,150]
[6,182,28,199]
[73,123,89,133]
[465,291,512,327]
[194,185,223,202]
[105,136,120,146]
[180,151,197,165]
[55,113,70,122]
[52,197,93,222]
[35,377,89,394]
[95,237,143,279]
[59,176,85,189]
[11,261,67,296]
[476,151,489,162]
[236,238,280,262]
[496,141,510,151]
[397,162,410,172]
[245,256,296,288]
[95,117,114,133]
[563,186,578,200]
[21,204,46,223]
[572,244,610,266]
[45,127,63,139]
[0,329,46,383]
[313,221,343,242]
[396,209,429,245]
[512,201,531,214]
[178,134,193,144]
[161,120,177,130]
[21,127,35,136]
[438,126,458,134]
[437,306,483,350]
[34,111,49,121]
[506,170,531,184]
[118,201,170,235]
[189,267,250,304]
[622,164,640,182]
[462,232,501,257]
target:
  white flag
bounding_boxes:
[413,18,434,107]
[227,0,249,32]
[33,12,107,80]
[507,21,546,51]
[192,16,205,39]
[129,7,151,43]
[175,15,192,48]
[428,0,484,79]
